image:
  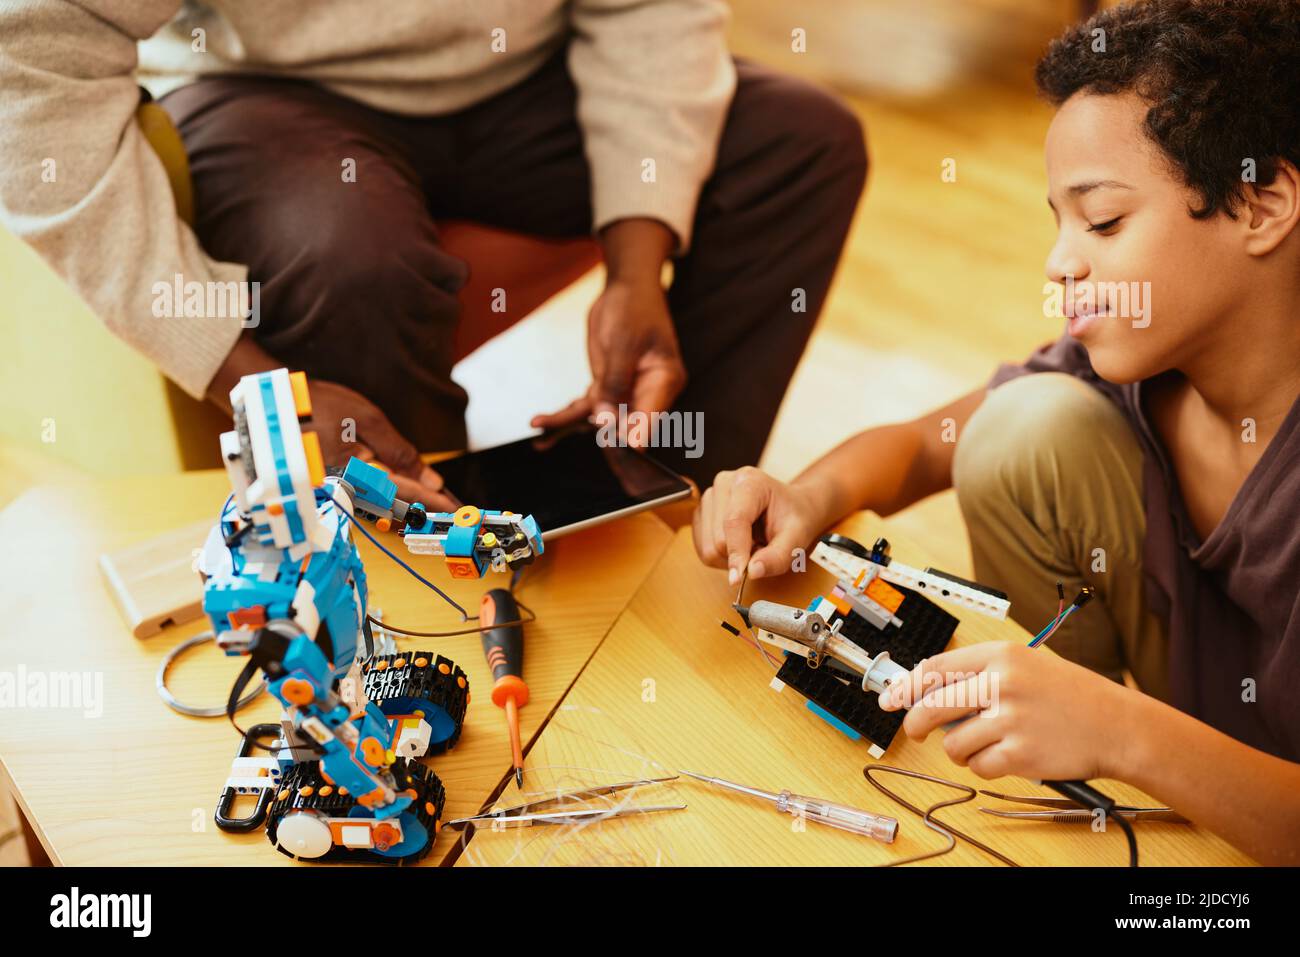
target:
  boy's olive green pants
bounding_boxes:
[953,373,1171,702]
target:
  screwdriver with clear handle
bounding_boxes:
[678,769,898,843]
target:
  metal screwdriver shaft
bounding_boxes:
[678,769,898,843]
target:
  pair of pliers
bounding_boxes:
[446,776,684,829]
[977,789,1190,824]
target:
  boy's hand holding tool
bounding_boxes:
[693,466,834,585]
[879,641,1138,785]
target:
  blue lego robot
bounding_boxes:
[198,369,542,863]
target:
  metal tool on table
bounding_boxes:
[479,587,529,788]
[977,790,1190,824]
[446,776,684,829]
[678,769,898,843]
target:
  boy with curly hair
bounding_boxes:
[693,0,1300,863]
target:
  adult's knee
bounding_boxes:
[741,69,868,200]
[288,181,462,299]
[257,176,468,350]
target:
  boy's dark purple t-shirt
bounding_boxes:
[990,335,1300,762]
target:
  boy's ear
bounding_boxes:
[1240,158,1300,257]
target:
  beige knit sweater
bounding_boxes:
[0,0,735,398]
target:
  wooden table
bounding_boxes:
[0,471,672,865]
[457,515,1256,867]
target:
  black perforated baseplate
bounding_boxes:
[775,589,958,753]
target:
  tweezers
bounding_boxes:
[446,776,684,829]
[977,789,1189,823]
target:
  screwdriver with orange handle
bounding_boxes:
[479,588,530,788]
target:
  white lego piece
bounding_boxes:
[402,534,446,556]
[299,715,333,746]
[292,578,321,640]
[224,756,281,792]
[755,628,809,659]
[391,716,432,759]
[339,824,373,848]
[811,541,1010,620]
[197,522,234,580]
[275,812,333,858]
[223,370,330,555]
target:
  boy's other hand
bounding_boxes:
[693,466,828,585]
[879,642,1135,783]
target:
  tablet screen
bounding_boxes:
[431,426,693,539]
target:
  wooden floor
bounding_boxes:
[738,0,1077,568]
[0,0,1091,866]
[736,0,1073,466]
[453,0,1080,571]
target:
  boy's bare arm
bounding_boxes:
[792,387,987,519]
[694,387,987,579]
[1121,692,1300,865]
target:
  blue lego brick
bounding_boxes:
[259,376,294,497]
[442,522,477,559]
[341,457,398,509]
[282,497,305,543]
[521,514,544,554]
[203,577,296,626]
[805,700,863,741]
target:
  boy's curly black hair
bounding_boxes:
[1036,0,1300,219]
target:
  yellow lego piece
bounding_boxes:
[289,370,313,418]
[301,430,326,487]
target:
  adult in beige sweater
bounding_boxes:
[0,1,866,502]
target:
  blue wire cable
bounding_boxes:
[319,489,469,621]
[1029,604,1077,647]
[1029,616,1057,646]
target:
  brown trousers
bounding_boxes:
[161,51,868,484]
[954,373,1171,701]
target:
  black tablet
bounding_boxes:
[433,425,694,540]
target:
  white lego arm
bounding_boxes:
[811,541,1010,619]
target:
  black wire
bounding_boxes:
[1045,778,1140,866]
[864,764,1020,866]
[367,596,536,638]
[322,489,469,619]
[223,654,321,755]
[369,535,539,638]
[322,486,543,637]
[226,657,278,751]
[1114,810,1140,867]
[509,562,529,595]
